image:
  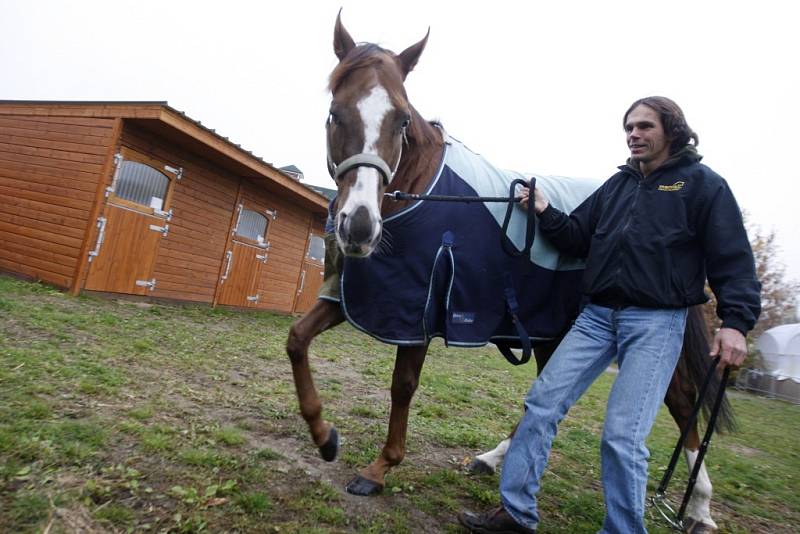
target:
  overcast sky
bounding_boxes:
[2,0,798,300]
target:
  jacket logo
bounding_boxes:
[658,180,685,192]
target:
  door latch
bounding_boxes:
[135,278,157,291]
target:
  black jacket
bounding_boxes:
[537,147,761,335]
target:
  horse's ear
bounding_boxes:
[333,9,355,61]
[397,28,429,79]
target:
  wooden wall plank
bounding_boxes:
[0,175,95,203]
[0,166,98,192]
[0,116,114,139]
[0,140,106,166]
[1,193,91,221]
[0,132,108,157]
[0,112,113,290]
[0,154,104,183]
[0,183,93,212]
[0,258,71,288]
[0,208,86,239]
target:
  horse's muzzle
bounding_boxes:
[337,205,381,257]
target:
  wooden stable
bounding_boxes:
[0,101,329,313]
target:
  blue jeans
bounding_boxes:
[500,304,688,533]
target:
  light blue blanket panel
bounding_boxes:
[443,137,601,271]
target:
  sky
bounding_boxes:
[2,0,798,310]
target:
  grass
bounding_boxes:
[1,274,798,532]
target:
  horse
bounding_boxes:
[286,12,731,532]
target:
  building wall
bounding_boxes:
[239,181,313,313]
[0,107,328,314]
[119,124,240,303]
[0,113,115,288]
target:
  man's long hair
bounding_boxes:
[623,96,699,155]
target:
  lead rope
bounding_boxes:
[650,356,730,531]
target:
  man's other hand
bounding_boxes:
[710,327,748,368]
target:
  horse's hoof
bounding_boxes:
[684,518,718,534]
[345,475,383,496]
[467,458,496,475]
[319,427,339,462]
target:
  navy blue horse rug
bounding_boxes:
[336,136,600,360]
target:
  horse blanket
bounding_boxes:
[331,136,601,351]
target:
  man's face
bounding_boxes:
[625,105,670,171]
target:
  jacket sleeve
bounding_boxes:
[536,185,604,259]
[702,180,762,335]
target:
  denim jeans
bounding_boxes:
[500,303,688,533]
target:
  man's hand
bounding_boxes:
[518,184,549,214]
[710,327,748,368]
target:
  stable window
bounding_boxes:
[307,234,325,264]
[236,209,269,246]
[115,160,170,211]
[109,148,178,215]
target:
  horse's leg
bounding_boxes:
[346,344,428,496]
[467,340,559,475]
[664,368,718,533]
[286,299,345,461]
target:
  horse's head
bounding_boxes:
[327,12,428,257]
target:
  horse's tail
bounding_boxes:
[681,305,736,433]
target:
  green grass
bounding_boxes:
[1,274,798,533]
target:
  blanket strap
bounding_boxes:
[496,286,532,366]
[501,178,536,257]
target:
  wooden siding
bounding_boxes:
[236,181,312,313]
[0,114,115,287]
[119,124,239,303]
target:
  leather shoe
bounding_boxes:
[458,505,536,533]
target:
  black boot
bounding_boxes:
[458,506,536,533]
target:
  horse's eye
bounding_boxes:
[328,112,341,126]
[401,117,411,129]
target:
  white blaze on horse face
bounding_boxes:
[338,84,392,251]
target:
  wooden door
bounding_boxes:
[293,232,325,313]
[84,148,176,295]
[216,241,267,307]
[84,205,167,294]
[215,203,273,307]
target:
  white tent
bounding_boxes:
[755,323,800,383]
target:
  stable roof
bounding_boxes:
[0,100,329,213]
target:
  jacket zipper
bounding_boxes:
[613,178,643,286]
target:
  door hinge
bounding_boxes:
[220,250,233,282]
[153,208,174,221]
[135,278,157,291]
[149,223,169,237]
[255,253,268,263]
[232,203,243,234]
[107,153,123,197]
[265,208,278,220]
[246,294,260,303]
[88,216,108,262]
[164,164,183,180]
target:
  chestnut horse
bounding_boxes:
[286,13,730,532]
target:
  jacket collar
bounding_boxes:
[619,145,702,181]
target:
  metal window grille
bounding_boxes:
[236,209,268,243]
[115,161,170,210]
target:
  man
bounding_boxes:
[458,96,761,533]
